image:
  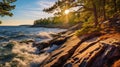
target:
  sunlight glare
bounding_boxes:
[65,10,70,15]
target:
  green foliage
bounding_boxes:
[75,22,101,36]
[43,0,120,27]
[0,0,16,17]
[34,12,81,27]
[34,17,61,26]
[37,0,120,35]
[0,0,16,24]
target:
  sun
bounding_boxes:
[65,10,70,15]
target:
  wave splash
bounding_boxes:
[0,41,49,67]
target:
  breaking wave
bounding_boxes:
[0,26,66,67]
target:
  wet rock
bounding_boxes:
[20,39,34,44]
[0,36,7,40]
[33,41,50,50]
[3,43,15,49]
[33,35,70,51]
[51,37,68,46]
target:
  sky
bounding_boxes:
[0,0,57,26]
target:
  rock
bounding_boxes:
[33,41,50,50]
[41,36,80,67]
[112,60,120,67]
[20,39,34,44]
[0,36,7,40]
[47,45,60,53]
[3,43,15,49]
[51,37,68,46]
[33,35,70,51]
[41,33,120,67]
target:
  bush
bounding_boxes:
[75,22,101,36]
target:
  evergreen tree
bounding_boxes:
[43,0,120,27]
[0,0,16,17]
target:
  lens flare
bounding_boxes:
[65,10,70,15]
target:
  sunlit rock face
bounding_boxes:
[42,33,120,67]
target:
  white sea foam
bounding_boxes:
[11,42,49,67]
[36,32,53,39]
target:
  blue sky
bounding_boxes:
[0,0,57,26]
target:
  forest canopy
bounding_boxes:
[34,0,120,32]
[43,0,120,26]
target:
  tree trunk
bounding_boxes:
[103,0,107,20]
[92,1,98,27]
[113,0,117,12]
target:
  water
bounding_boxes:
[0,26,66,43]
[0,26,66,67]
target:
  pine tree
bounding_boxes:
[43,0,120,27]
[0,0,16,17]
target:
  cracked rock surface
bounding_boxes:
[42,33,120,67]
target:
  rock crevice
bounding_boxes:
[41,33,120,67]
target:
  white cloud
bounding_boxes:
[36,0,54,9]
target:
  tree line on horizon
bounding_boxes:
[34,11,81,27]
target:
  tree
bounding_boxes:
[43,0,120,27]
[0,0,16,24]
[0,0,16,17]
[43,0,100,26]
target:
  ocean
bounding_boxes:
[0,26,66,43]
[0,26,66,67]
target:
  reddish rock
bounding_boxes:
[41,33,120,67]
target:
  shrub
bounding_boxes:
[75,22,101,36]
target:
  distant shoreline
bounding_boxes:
[0,25,69,29]
[0,24,70,29]
[31,25,70,29]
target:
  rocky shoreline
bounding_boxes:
[32,23,82,54]
[31,24,120,67]
[38,32,120,67]
[0,23,120,67]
